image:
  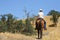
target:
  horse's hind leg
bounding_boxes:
[38,30,39,39]
[40,30,42,39]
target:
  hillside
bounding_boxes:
[0,16,60,40]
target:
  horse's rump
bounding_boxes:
[36,19,42,30]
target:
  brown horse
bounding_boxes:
[35,18,44,39]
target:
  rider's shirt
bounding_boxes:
[38,12,44,18]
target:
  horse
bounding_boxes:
[35,18,44,39]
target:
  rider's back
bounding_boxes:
[38,12,44,18]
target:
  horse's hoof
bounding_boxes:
[36,37,42,39]
[40,37,42,39]
[36,38,40,39]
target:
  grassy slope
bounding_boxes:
[0,16,60,40]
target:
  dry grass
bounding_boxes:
[0,32,36,40]
[0,27,60,40]
[0,16,60,40]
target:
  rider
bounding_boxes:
[38,9,47,30]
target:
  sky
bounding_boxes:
[0,0,60,19]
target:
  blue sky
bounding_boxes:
[0,0,60,19]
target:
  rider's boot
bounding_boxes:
[44,21,47,30]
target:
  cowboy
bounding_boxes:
[38,9,47,30]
